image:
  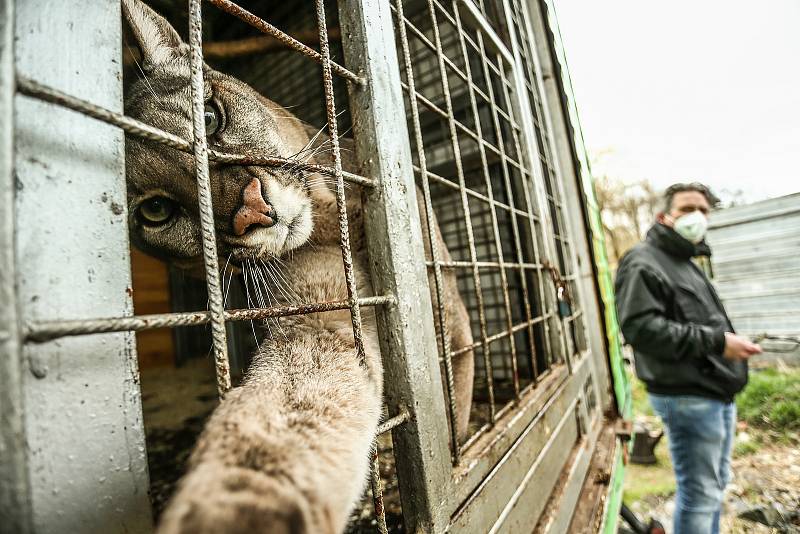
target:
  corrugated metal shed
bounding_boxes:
[708,193,800,362]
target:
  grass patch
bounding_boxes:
[736,368,800,433]
[631,377,654,417]
[624,375,675,504]
[623,440,676,503]
[733,438,761,458]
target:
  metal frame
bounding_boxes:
[0,0,33,531]
[10,1,403,531]
[363,0,607,531]
[525,0,612,410]
[4,0,620,532]
[507,0,584,360]
[12,1,153,532]
[338,3,452,529]
[388,0,577,461]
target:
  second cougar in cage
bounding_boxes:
[123,0,474,531]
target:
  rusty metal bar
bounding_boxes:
[452,2,520,398]
[24,295,394,343]
[450,312,553,357]
[315,0,368,370]
[207,0,363,85]
[210,151,375,188]
[370,408,412,534]
[491,54,541,383]
[563,309,585,324]
[339,0,452,528]
[312,16,389,531]
[14,75,374,188]
[426,259,543,270]
[414,164,536,219]
[202,27,341,58]
[188,0,230,397]
[16,74,190,150]
[426,0,496,423]
[377,409,411,435]
[369,443,388,534]
[392,0,461,463]
[121,28,343,65]
[0,0,33,528]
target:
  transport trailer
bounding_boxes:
[0,0,631,532]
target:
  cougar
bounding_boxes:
[122,0,474,532]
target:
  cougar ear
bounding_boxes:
[122,0,186,67]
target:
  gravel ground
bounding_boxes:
[630,440,800,533]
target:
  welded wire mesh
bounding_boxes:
[15,0,589,530]
[509,0,588,355]
[390,0,576,460]
[15,0,397,531]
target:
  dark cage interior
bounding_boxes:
[123,0,588,532]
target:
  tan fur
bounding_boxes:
[122,1,473,532]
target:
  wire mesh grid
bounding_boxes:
[14,0,591,530]
[390,0,574,461]
[15,0,400,531]
[509,0,588,354]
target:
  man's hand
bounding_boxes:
[723,333,762,361]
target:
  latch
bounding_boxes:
[544,260,572,319]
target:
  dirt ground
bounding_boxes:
[626,424,800,533]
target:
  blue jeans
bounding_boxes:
[649,394,736,534]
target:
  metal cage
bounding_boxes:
[1,0,619,532]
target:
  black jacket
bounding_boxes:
[615,223,747,402]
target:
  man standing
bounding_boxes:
[615,183,761,534]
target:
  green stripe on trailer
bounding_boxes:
[542,1,632,531]
[542,0,631,418]
[600,447,627,534]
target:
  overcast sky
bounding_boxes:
[553,0,800,203]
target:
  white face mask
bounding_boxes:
[670,210,708,244]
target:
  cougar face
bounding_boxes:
[123,0,314,270]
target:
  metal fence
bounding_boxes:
[708,193,800,365]
[391,0,587,461]
[2,0,613,532]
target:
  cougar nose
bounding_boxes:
[232,178,277,236]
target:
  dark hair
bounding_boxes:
[662,182,720,212]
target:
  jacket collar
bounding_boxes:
[646,222,712,259]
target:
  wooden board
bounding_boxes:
[130,247,175,369]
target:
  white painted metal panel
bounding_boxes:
[14,1,152,531]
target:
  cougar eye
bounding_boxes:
[204,104,219,136]
[138,196,176,226]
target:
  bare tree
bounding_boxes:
[594,175,659,268]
